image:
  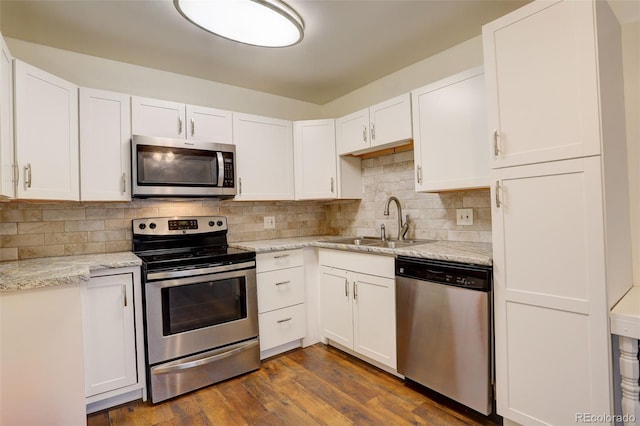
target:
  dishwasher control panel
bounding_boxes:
[396,256,492,291]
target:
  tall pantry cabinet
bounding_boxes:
[484,1,632,425]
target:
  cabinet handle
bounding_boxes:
[363,125,367,143]
[277,317,292,324]
[275,280,290,286]
[330,177,334,193]
[12,163,18,185]
[345,278,349,298]
[239,177,242,195]
[274,253,289,259]
[493,129,501,157]
[191,118,195,136]
[24,164,32,189]
[371,123,375,141]
[120,173,126,193]
[416,165,422,184]
[178,116,183,135]
[353,281,357,300]
[122,284,128,307]
[495,180,502,208]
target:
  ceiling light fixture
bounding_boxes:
[174,0,304,48]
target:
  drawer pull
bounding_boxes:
[273,254,290,259]
[275,280,291,286]
[277,317,292,324]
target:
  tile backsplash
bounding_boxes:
[0,150,491,261]
[328,150,492,242]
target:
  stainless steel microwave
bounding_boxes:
[131,135,236,198]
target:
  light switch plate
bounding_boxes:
[264,216,275,229]
[456,209,473,226]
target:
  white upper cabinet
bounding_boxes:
[14,60,79,200]
[0,36,14,199]
[294,119,337,200]
[79,88,131,201]
[336,93,412,156]
[233,113,294,201]
[131,96,232,144]
[412,66,489,192]
[484,0,601,168]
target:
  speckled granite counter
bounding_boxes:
[231,236,493,266]
[0,252,141,293]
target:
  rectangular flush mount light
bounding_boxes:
[174,0,304,47]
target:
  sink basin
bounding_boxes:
[329,236,380,246]
[371,239,435,248]
[329,237,435,248]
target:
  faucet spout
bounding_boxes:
[383,196,407,240]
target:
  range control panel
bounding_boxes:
[133,216,228,236]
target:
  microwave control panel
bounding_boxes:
[222,153,234,187]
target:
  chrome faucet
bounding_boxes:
[383,196,409,240]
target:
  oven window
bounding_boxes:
[161,277,247,336]
[137,144,218,186]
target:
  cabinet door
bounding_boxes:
[369,93,412,150]
[79,88,131,201]
[352,271,396,369]
[131,96,185,139]
[14,60,79,200]
[319,266,353,348]
[336,108,369,155]
[185,104,233,144]
[233,113,294,200]
[412,67,489,192]
[294,119,337,200]
[82,273,137,397]
[483,0,601,168]
[492,157,612,424]
[0,36,13,199]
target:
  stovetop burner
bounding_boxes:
[132,216,256,274]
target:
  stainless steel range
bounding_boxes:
[132,216,259,403]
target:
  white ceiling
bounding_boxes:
[1,0,636,105]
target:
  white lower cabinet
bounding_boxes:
[81,267,146,412]
[257,249,306,358]
[318,249,396,371]
[0,285,86,426]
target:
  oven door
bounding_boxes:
[145,265,258,365]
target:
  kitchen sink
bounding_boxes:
[329,237,435,248]
[372,239,435,248]
[329,236,381,246]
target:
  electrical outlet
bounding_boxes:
[264,216,275,229]
[456,208,473,226]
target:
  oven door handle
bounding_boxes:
[146,260,256,281]
[152,339,259,375]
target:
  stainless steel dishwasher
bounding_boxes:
[395,256,493,415]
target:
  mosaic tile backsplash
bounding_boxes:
[0,150,491,261]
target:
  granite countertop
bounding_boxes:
[610,286,640,339]
[0,252,142,293]
[231,235,493,266]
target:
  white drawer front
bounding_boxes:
[259,304,306,351]
[257,266,305,313]
[257,249,304,273]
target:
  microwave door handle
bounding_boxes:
[216,152,224,187]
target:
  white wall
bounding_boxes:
[622,20,640,287]
[4,37,322,121]
[320,36,483,118]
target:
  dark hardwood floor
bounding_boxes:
[87,344,500,426]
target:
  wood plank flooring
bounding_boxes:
[87,344,500,426]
